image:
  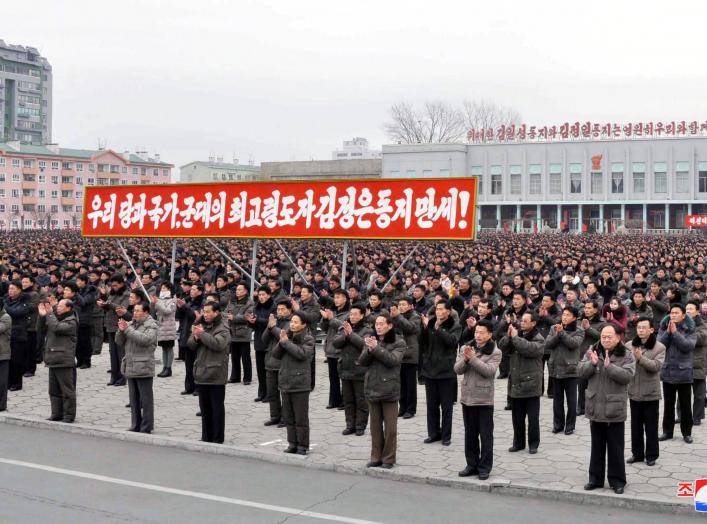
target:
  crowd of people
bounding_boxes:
[0,230,706,494]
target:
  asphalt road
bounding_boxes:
[0,424,699,524]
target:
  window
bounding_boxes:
[132,180,139,185]
[528,164,542,195]
[110,165,120,173]
[51,161,59,170]
[76,163,83,172]
[0,174,4,182]
[23,159,34,168]
[699,162,707,193]
[471,165,483,194]
[0,205,4,213]
[51,190,58,198]
[38,190,45,198]
[389,170,399,177]
[64,220,70,227]
[122,167,127,174]
[422,170,432,177]
[132,167,138,175]
[38,174,45,183]
[61,176,73,183]
[509,165,521,195]
[75,191,82,198]
[87,178,95,185]
[212,173,219,180]
[12,174,20,182]
[12,159,20,168]
[406,170,416,178]
[0,189,4,198]
[162,169,169,176]
[439,169,449,177]
[38,204,45,212]
[611,163,624,194]
[569,163,582,193]
[11,189,19,198]
[62,162,72,170]
[76,205,82,212]
[38,160,46,169]
[141,168,147,175]
[89,164,96,172]
[62,205,74,212]
[76,177,82,185]
[121,180,128,185]
[490,165,502,195]
[654,162,667,193]
[51,176,58,184]
[0,157,4,166]
[24,220,33,227]
[51,205,58,213]
[632,162,645,193]
[675,161,690,192]
[11,205,19,212]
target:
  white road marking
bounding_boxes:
[258,439,283,446]
[0,457,384,524]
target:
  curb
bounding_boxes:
[0,414,693,516]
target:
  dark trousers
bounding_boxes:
[399,363,417,416]
[462,404,494,475]
[0,360,9,410]
[76,324,94,367]
[184,347,196,393]
[48,367,76,422]
[108,332,125,383]
[281,390,310,449]
[342,379,368,430]
[230,341,252,382]
[630,399,659,461]
[327,357,343,407]
[498,350,510,378]
[265,369,281,421]
[91,318,104,354]
[553,377,578,431]
[24,331,38,374]
[511,396,540,450]
[128,377,154,433]
[198,384,226,443]
[542,354,554,396]
[589,421,626,489]
[662,382,692,437]
[577,376,588,413]
[9,337,25,389]
[255,351,267,398]
[369,400,398,464]
[425,377,457,441]
[692,378,706,423]
[310,353,316,391]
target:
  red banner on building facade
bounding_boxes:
[686,215,707,227]
[82,178,478,240]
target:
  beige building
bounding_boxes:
[259,159,381,181]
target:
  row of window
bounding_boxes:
[0,64,42,77]
[0,204,82,213]
[2,221,77,229]
[0,157,170,177]
[211,172,256,181]
[0,189,84,198]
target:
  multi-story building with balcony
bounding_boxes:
[0,141,172,229]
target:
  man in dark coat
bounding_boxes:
[251,285,275,402]
[3,281,30,391]
[391,297,421,419]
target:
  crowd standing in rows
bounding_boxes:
[0,231,706,493]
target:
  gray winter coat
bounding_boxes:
[262,315,291,371]
[103,286,130,333]
[578,342,635,423]
[454,341,502,406]
[545,324,585,379]
[626,334,665,402]
[153,297,177,342]
[0,309,10,361]
[39,310,78,368]
[658,315,697,385]
[358,330,405,402]
[274,329,315,393]
[392,310,421,364]
[228,296,255,343]
[188,314,231,385]
[333,319,373,381]
[321,307,348,358]
[692,315,707,381]
[117,315,158,378]
[498,329,545,398]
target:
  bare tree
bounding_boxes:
[384,101,465,144]
[462,99,522,140]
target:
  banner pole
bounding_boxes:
[205,239,253,280]
[249,240,258,297]
[382,242,421,291]
[274,239,319,299]
[116,239,151,299]
[341,241,348,290]
[169,239,177,285]
[350,240,358,286]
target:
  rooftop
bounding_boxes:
[0,142,172,166]
[181,160,260,171]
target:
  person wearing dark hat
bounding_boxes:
[320,289,350,410]
[580,323,635,494]
[545,306,585,435]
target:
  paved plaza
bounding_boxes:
[1,342,704,511]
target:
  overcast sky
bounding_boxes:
[3,1,707,173]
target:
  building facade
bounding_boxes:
[331,137,381,160]
[260,158,381,181]
[0,142,172,230]
[382,137,707,233]
[0,39,52,145]
[180,159,261,183]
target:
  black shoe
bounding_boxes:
[78,365,89,370]
[157,369,166,377]
[552,428,564,434]
[398,411,405,417]
[107,381,116,386]
[342,428,355,435]
[613,486,624,495]
[180,390,192,395]
[504,404,512,411]
[107,369,112,373]
[508,446,523,452]
[529,447,538,455]
[380,463,393,469]
[441,439,451,446]
[366,461,382,468]
[192,391,198,396]
[458,466,478,477]
[196,411,202,417]
[658,433,673,441]
[113,379,126,386]
[23,372,34,378]
[478,473,489,480]
[125,403,130,408]
[402,412,414,419]
[577,410,585,416]
[9,385,21,392]
[646,459,656,466]
[626,456,643,464]
[162,368,172,377]
[684,435,694,444]
[547,394,553,399]
[264,419,280,426]
[424,436,441,444]
[243,381,251,385]
[127,427,139,432]
[254,396,264,402]
[355,429,365,436]
[694,420,702,426]
[337,405,345,410]
[284,446,297,454]
[228,378,239,383]
[564,429,574,436]
[61,419,74,424]
[584,483,602,491]
[277,422,286,428]
[174,357,184,361]
[326,404,336,409]
[296,447,308,455]
[46,416,62,422]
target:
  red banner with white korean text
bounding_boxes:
[81,178,478,240]
[686,215,707,227]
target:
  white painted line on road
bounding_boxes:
[258,439,283,446]
[0,457,384,524]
